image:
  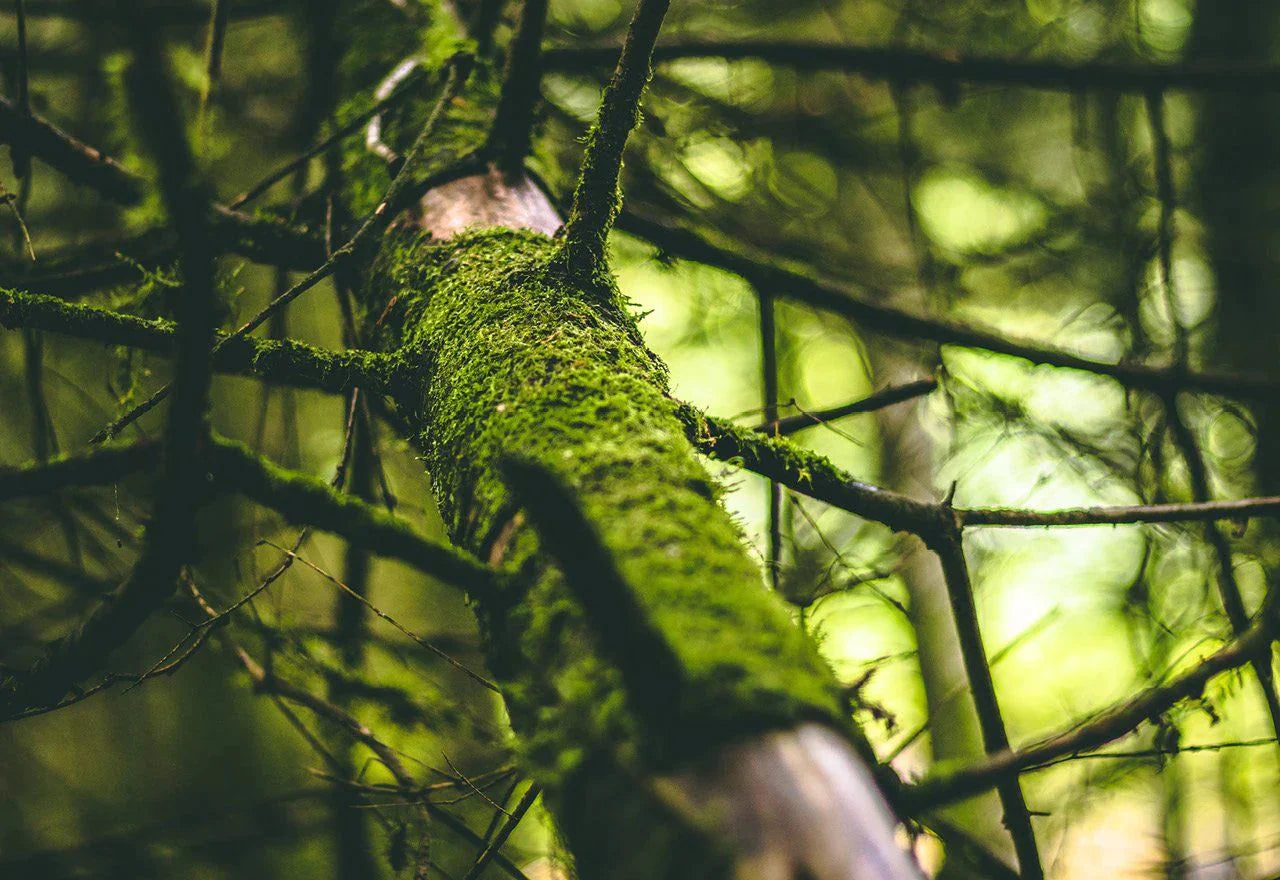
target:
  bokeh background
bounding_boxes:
[3,0,1280,877]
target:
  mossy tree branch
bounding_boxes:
[557,0,670,279]
[0,288,408,396]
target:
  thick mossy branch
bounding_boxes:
[376,227,853,876]
[207,437,497,599]
[557,0,670,279]
[0,289,406,395]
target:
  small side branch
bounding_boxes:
[926,517,1043,879]
[557,0,671,278]
[0,440,158,500]
[755,378,937,436]
[0,93,144,204]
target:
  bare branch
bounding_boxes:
[756,379,937,436]
[621,212,1280,400]
[545,39,1280,94]
[925,519,1043,878]
[903,596,1279,810]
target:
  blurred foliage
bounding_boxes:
[2,0,1280,878]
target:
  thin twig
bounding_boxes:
[755,378,937,435]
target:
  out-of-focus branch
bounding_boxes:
[486,0,550,171]
[622,213,1280,400]
[545,40,1280,94]
[755,378,937,436]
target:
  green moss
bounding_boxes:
[376,228,853,875]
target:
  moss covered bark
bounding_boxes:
[374,228,858,875]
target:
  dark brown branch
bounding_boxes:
[545,39,1280,94]
[960,495,1280,527]
[755,378,937,436]
[0,92,145,203]
[486,0,550,171]
[926,518,1043,879]
[621,212,1280,400]
[903,595,1279,810]
[461,783,541,880]
[557,0,670,278]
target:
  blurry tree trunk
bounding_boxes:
[875,349,1013,873]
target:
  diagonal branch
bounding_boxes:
[557,0,671,278]
[755,378,937,436]
[903,591,1280,810]
[925,515,1043,878]
[621,212,1280,400]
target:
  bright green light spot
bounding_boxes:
[914,167,1047,256]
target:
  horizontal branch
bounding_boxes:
[206,437,497,599]
[0,440,158,500]
[623,213,1280,400]
[960,495,1280,528]
[0,288,407,395]
[689,403,1280,534]
[546,40,1280,94]
[679,404,939,536]
[902,604,1279,810]
[755,379,937,436]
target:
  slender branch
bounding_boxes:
[759,290,782,592]
[0,288,408,395]
[903,596,1279,810]
[208,437,498,600]
[620,212,1280,400]
[688,402,1280,535]
[755,378,937,436]
[544,39,1280,94]
[486,0,550,171]
[960,494,1280,527]
[197,0,231,128]
[557,0,671,278]
[926,517,1043,879]
[461,783,541,880]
